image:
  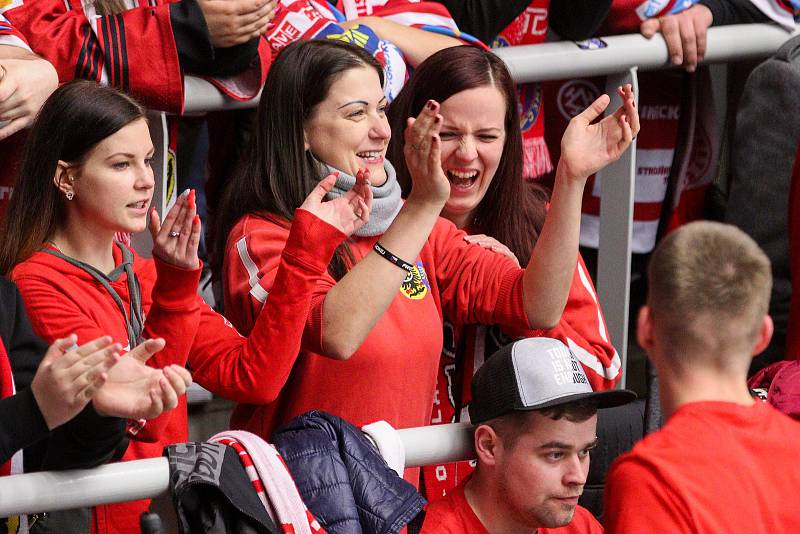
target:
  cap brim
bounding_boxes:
[522,388,638,412]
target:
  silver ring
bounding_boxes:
[168,231,181,238]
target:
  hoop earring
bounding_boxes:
[65,191,74,201]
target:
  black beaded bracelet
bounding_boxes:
[373,242,414,273]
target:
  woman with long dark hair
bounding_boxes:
[212,39,637,479]
[0,80,370,534]
[387,45,626,497]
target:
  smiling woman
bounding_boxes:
[0,79,372,533]
[211,39,639,487]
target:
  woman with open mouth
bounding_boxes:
[387,44,634,498]
[212,38,638,485]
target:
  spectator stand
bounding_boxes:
[171,23,797,389]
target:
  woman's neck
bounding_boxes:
[51,219,118,274]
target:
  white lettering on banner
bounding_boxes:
[0,186,11,200]
[271,10,318,48]
[633,148,674,202]
[521,7,548,36]
[639,104,680,121]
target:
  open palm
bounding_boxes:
[560,85,640,180]
[93,339,191,420]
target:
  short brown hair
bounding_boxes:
[486,398,598,449]
[647,221,771,356]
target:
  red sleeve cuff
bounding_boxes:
[283,208,347,271]
[152,256,202,310]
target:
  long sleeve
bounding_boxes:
[12,256,203,445]
[539,255,621,390]
[428,0,531,44]
[0,278,126,471]
[190,209,346,404]
[549,0,614,40]
[429,219,530,332]
[3,0,184,112]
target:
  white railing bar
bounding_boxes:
[495,23,796,84]
[0,422,475,516]
[183,24,795,113]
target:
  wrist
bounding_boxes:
[554,160,589,187]
[405,191,447,213]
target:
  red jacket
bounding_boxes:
[11,209,343,534]
[223,214,531,442]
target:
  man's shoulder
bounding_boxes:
[421,485,488,534]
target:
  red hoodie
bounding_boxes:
[223,215,532,449]
[11,209,344,534]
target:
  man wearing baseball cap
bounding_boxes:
[421,337,635,533]
[604,222,800,532]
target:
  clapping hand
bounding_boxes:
[404,100,450,206]
[559,84,640,182]
[93,338,192,421]
[150,189,201,270]
[31,335,121,430]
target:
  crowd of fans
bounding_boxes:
[0,0,797,533]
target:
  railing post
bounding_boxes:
[596,67,639,389]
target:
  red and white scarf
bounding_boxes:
[210,431,325,534]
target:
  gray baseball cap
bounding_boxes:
[469,337,636,424]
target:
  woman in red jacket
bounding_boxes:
[211,40,637,483]
[0,80,371,534]
[387,44,625,497]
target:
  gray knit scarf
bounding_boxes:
[319,160,402,237]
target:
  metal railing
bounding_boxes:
[0,422,472,516]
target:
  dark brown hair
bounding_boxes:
[0,80,146,275]
[387,46,547,263]
[488,398,599,449]
[210,40,384,280]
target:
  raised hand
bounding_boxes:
[463,234,520,267]
[31,335,121,430]
[93,338,193,421]
[559,84,640,181]
[404,100,450,206]
[150,189,201,270]
[299,170,372,236]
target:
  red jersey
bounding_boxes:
[422,479,603,533]
[12,209,343,534]
[223,214,531,441]
[604,401,800,533]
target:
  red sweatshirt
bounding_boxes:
[12,209,343,534]
[223,214,531,440]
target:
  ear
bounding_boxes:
[637,305,655,352]
[751,315,774,357]
[303,129,310,151]
[473,424,501,467]
[53,161,74,196]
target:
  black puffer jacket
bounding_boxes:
[271,411,426,534]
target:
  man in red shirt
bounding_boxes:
[422,337,635,533]
[604,221,800,532]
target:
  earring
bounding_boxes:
[65,191,74,201]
